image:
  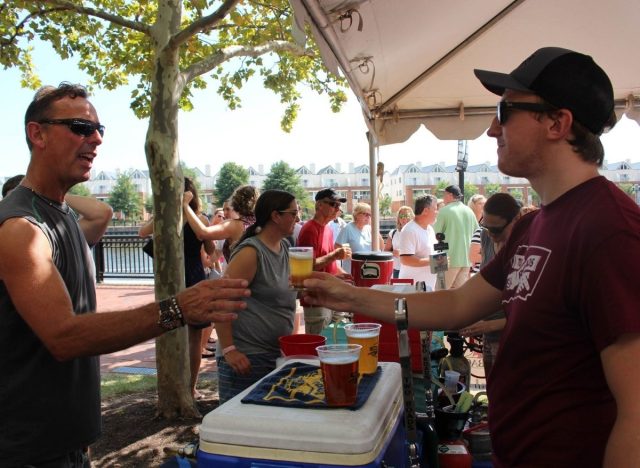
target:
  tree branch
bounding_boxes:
[182,40,308,83]
[171,0,241,48]
[45,0,150,34]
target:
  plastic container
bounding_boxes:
[351,251,393,288]
[279,334,326,356]
[198,361,406,467]
[434,405,470,441]
[355,284,423,372]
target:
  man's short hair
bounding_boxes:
[24,82,89,150]
[484,193,522,223]
[444,185,462,199]
[414,194,437,215]
[2,175,24,198]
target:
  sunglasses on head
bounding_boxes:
[497,101,555,125]
[38,118,105,137]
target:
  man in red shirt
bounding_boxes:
[304,48,640,467]
[297,188,351,333]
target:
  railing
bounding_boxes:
[94,233,153,282]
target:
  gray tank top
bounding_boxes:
[0,186,100,465]
[222,236,297,356]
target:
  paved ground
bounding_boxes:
[97,283,218,375]
[97,283,305,376]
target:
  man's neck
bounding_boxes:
[529,155,600,205]
[413,216,430,229]
[313,213,332,226]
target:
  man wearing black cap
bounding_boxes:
[432,184,478,288]
[303,48,640,466]
[296,188,351,333]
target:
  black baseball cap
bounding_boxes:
[444,185,462,199]
[474,47,615,135]
[315,188,347,203]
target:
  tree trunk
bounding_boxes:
[146,0,199,418]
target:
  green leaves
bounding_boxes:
[2,1,347,130]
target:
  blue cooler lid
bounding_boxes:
[352,251,393,261]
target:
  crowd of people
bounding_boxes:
[2,45,639,468]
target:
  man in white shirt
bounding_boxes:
[397,194,438,290]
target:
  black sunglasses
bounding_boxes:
[321,199,341,208]
[497,101,555,125]
[38,118,105,137]
[479,217,513,235]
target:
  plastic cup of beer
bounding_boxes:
[289,247,314,290]
[344,323,382,375]
[316,344,362,407]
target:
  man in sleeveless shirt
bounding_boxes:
[0,83,250,467]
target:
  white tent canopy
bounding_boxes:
[292,0,640,146]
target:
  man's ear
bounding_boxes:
[547,109,573,141]
[26,122,46,149]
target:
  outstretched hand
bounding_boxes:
[177,278,250,324]
[302,272,356,313]
[183,191,194,207]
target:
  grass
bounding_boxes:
[101,374,158,398]
[100,372,218,399]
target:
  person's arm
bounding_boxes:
[0,217,250,361]
[216,246,258,375]
[315,247,348,270]
[469,242,481,265]
[400,254,430,268]
[64,194,113,246]
[601,333,640,466]
[198,213,216,255]
[139,216,154,238]
[459,318,506,337]
[183,194,239,241]
[303,270,502,331]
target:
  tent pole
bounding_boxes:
[368,131,380,251]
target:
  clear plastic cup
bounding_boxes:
[316,344,362,406]
[344,323,382,374]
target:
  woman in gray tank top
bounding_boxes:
[215,190,299,404]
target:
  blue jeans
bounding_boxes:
[217,352,280,404]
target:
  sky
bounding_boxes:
[1,43,639,180]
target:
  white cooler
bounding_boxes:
[198,361,407,467]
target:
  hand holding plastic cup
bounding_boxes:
[344,323,381,374]
[289,247,314,290]
[316,344,362,407]
[341,243,352,259]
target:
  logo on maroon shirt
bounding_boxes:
[503,245,551,303]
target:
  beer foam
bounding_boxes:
[290,251,313,259]
[346,330,378,339]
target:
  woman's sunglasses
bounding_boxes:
[38,118,105,137]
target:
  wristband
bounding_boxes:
[222,345,237,356]
[158,295,185,331]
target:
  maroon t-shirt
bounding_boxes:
[481,176,640,467]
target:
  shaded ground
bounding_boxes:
[92,386,218,467]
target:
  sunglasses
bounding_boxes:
[38,118,105,137]
[479,218,512,235]
[398,214,412,219]
[497,101,555,125]
[359,212,372,217]
[321,200,341,208]
[278,209,300,216]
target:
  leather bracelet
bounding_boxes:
[158,295,185,331]
[222,345,236,356]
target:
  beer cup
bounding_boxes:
[316,344,362,407]
[344,323,382,374]
[289,247,314,289]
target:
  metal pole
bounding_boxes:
[368,131,380,251]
